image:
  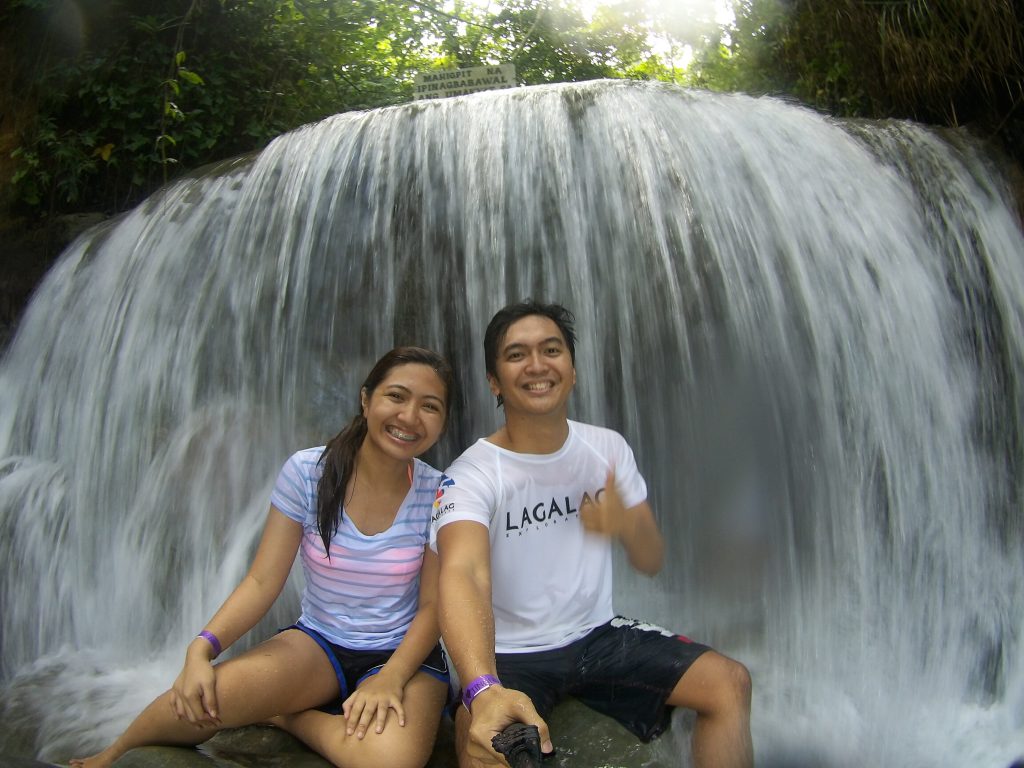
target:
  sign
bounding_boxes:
[413,64,517,101]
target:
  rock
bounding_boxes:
[541,698,672,767]
[105,720,458,768]
[18,698,676,767]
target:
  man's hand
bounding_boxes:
[580,468,663,575]
[580,468,634,541]
[466,686,553,766]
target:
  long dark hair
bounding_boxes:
[315,346,454,556]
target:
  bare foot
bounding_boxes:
[68,745,119,768]
[68,756,110,768]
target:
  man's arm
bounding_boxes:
[437,520,552,762]
[437,520,496,683]
[616,500,664,575]
[581,468,664,575]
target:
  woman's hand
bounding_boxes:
[342,670,407,738]
[169,641,221,726]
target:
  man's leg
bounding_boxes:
[668,650,752,768]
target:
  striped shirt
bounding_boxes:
[271,447,442,650]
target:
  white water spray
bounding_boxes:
[1,81,1022,766]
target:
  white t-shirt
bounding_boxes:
[429,420,647,653]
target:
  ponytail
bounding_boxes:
[315,412,368,557]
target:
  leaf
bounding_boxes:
[165,102,185,120]
[178,68,205,86]
[93,143,115,161]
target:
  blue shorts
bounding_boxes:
[286,622,450,713]
[494,616,710,742]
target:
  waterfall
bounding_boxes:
[1,80,1022,766]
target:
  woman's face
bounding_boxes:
[360,362,447,462]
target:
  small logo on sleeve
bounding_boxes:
[431,474,456,522]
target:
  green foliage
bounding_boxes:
[0,0,49,20]
[687,0,799,97]
[409,0,661,83]
[2,0,712,218]
[688,0,1024,163]
[7,0,436,215]
[8,0,1021,220]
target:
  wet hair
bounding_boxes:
[483,300,576,406]
[315,346,454,556]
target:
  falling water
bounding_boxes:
[1,80,1022,766]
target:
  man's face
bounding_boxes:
[488,314,576,418]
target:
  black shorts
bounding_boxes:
[286,622,450,713]
[494,616,710,742]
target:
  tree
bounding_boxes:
[688,0,1024,165]
[4,0,784,222]
[411,0,664,84]
[4,0,435,216]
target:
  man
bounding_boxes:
[431,300,753,768]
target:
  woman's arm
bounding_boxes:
[171,505,303,723]
[196,504,303,648]
[342,546,444,738]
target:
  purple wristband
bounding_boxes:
[461,674,501,711]
[197,630,222,658]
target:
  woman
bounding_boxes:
[72,346,455,768]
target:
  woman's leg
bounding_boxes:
[273,670,447,768]
[70,629,339,768]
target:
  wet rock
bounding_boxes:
[542,699,672,767]
[105,720,458,768]
[22,698,676,767]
